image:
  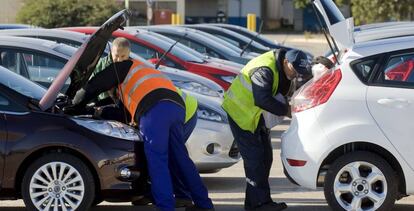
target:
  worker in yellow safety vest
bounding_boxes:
[222,49,311,211]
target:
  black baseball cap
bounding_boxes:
[285,49,311,76]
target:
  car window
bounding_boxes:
[0,92,26,112]
[22,52,67,87]
[130,42,159,60]
[383,53,414,83]
[215,34,240,47]
[351,58,378,82]
[0,49,68,88]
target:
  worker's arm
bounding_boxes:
[71,60,132,108]
[251,67,288,116]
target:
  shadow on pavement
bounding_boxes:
[0,203,413,211]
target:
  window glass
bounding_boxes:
[383,53,414,83]
[352,58,377,82]
[22,52,66,87]
[130,42,158,60]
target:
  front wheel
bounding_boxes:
[324,151,398,211]
[22,153,95,211]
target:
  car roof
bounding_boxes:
[0,28,88,44]
[144,26,243,55]
[351,35,414,58]
[354,24,414,43]
[185,24,269,50]
[0,36,72,59]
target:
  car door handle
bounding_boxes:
[377,98,410,108]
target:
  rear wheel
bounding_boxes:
[22,153,95,211]
[324,151,398,211]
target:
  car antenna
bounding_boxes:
[312,2,340,65]
[154,33,188,69]
[240,20,264,57]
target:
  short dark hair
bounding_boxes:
[112,37,130,49]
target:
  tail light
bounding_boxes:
[292,69,342,113]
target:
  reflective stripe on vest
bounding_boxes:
[222,51,279,132]
[176,87,198,123]
[119,59,177,121]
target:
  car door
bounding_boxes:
[367,50,414,170]
[0,93,12,188]
[0,48,67,89]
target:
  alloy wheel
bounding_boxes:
[333,161,387,211]
[29,162,85,211]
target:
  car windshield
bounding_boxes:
[135,32,204,63]
[0,66,46,100]
[146,31,208,60]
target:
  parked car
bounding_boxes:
[209,23,282,48]
[282,1,414,211]
[0,10,143,210]
[0,28,225,98]
[125,27,244,70]
[182,24,271,54]
[0,36,239,173]
[135,25,258,65]
[0,24,35,30]
[64,27,240,89]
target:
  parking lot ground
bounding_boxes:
[1,34,414,210]
[2,120,414,210]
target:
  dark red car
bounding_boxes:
[63,27,241,90]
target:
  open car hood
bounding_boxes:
[39,10,129,111]
[313,0,354,50]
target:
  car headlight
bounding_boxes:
[72,118,141,141]
[175,81,220,97]
[220,75,235,84]
[197,104,226,123]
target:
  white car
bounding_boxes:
[282,0,414,210]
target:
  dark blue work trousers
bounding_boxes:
[170,113,198,200]
[228,114,273,210]
[138,101,212,211]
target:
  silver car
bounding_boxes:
[0,35,240,172]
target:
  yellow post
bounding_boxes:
[251,14,256,32]
[176,13,181,25]
[247,14,252,31]
[172,13,177,25]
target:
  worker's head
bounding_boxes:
[111,37,131,62]
[283,49,311,80]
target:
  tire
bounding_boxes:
[324,151,398,211]
[21,152,95,211]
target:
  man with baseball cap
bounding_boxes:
[222,49,311,211]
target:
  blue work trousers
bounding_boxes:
[139,101,212,211]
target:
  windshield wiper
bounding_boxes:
[240,20,264,57]
[155,33,188,69]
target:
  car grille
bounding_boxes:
[228,140,240,158]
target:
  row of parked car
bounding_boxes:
[0,9,313,210]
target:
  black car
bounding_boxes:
[0,10,145,210]
[136,25,258,64]
[183,24,271,54]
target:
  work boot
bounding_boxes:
[175,198,193,208]
[246,202,287,211]
[185,205,215,211]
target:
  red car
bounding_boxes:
[63,27,241,89]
